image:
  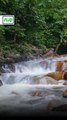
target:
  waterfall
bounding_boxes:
[0,56,67,85]
[0,56,67,116]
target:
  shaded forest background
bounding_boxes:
[0,0,67,58]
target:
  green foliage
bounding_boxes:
[0,0,67,55]
[0,26,5,44]
[5,24,25,43]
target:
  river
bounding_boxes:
[0,56,67,117]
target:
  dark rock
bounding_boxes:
[8,54,29,63]
[0,80,3,86]
[8,64,15,72]
[11,91,19,95]
[0,67,6,73]
[5,57,14,64]
[52,104,67,111]
[0,63,15,73]
[63,89,67,97]
[47,100,62,111]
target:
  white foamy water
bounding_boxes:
[0,56,67,116]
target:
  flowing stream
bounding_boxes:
[0,56,67,116]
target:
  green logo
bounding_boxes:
[3,15,14,25]
[4,18,13,23]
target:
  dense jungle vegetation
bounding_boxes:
[0,0,67,58]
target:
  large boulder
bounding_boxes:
[0,80,3,87]
[46,72,64,81]
[32,76,58,84]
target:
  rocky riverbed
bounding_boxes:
[0,55,67,117]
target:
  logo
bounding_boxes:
[3,15,14,25]
[0,15,15,25]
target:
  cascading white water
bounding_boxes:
[0,56,67,85]
[0,56,67,116]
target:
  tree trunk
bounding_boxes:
[55,40,62,54]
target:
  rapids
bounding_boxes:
[0,56,67,116]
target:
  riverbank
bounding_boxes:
[0,41,67,65]
[0,49,67,65]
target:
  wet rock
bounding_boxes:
[47,100,62,111]
[5,57,14,64]
[0,80,3,87]
[31,91,52,97]
[0,73,1,76]
[63,89,67,97]
[64,60,67,62]
[44,48,54,57]
[9,54,29,63]
[63,60,67,71]
[11,91,19,95]
[46,72,64,80]
[55,61,63,71]
[52,104,67,111]
[32,91,42,97]
[0,67,6,73]
[63,82,67,85]
[0,63,15,73]
[54,59,67,72]
[8,64,15,72]
[33,76,58,84]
